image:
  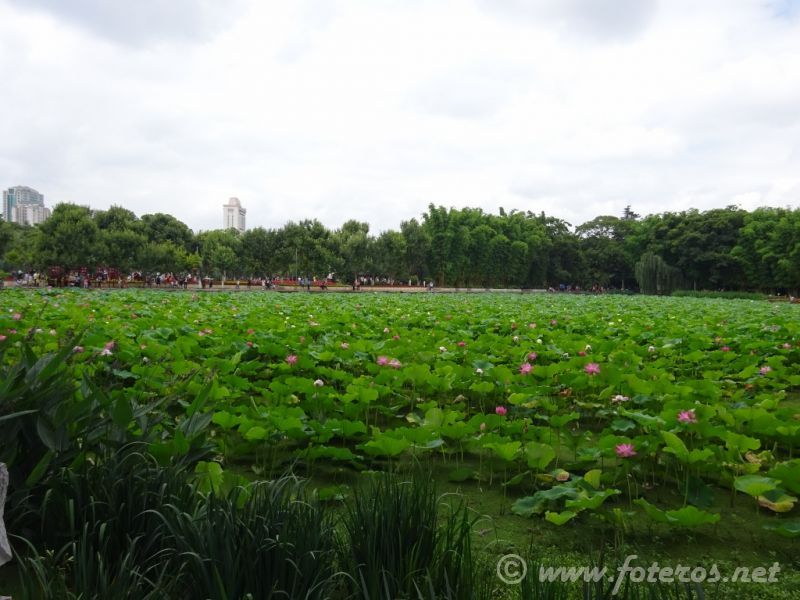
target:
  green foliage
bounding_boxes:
[635,252,681,295]
[12,451,339,599]
[671,290,767,300]
[35,204,101,274]
[161,477,339,599]
[339,470,480,599]
[4,202,800,290]
[3,290,800,597]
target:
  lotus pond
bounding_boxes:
[1,289,799,596]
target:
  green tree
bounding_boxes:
[0,220,13,258]
[35,204,101,282]
[94,206,142,233]
[140,213,195,251]
[333,220,371,282]
[197,229,242,279]
[422,205,453,286]
[139,241,188,275]
[400,219,429,283]
[576,215,636,289]
[240,227,278,277]
[99,229,147,274]
[1,223,40,273]
[734,208,800,293]
[373,230,408,281]
[635,252,681,295]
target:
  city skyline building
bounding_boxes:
[222,197,246,232]
[15,203,52,225]
[2,185,49,224]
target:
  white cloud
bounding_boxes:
[0,0,798,233]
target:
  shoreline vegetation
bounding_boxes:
[2,204,800,297]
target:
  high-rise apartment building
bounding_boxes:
[2,186,49,224]
[223,197,246,232]
[15,203,52,225]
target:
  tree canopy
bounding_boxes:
[1,202,798,293]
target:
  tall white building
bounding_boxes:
[223,197,246,232]
[2,186,49,224]
[15,203,52,225]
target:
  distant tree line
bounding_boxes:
[0,203,798,293]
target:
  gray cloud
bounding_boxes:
[477,0,658,41]
[6,0,242,44]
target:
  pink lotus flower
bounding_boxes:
[578,351,586,357]
[341,342,350,349]
[615,443,637,458]
[550,319,557,326]
[528,352,538,361]
[782,343,792,349]
[8,329,16,334]
[519,362,533,375]
[759,366,772,375]
[457,341,466,347]
[198,331,206,337]
[285,354,298,365]
[72,345,84,353]
[100,341,115,356]
[0,335,6,342]
[247,328,255,335]
[377,356,389,366]
[528,323,536,329]
[612,394,629,403]
[677,409,697,424]
[314,379,324,387]
[393,335,400,340]
[246,341,253,347]
[12,313,22,321]
[495,406,507,416]
[389,358,402,369]
[584,363,601,376]
[721,346,730,352]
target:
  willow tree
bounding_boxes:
[635,252,681,295]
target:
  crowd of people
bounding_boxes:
[6,269,611,293]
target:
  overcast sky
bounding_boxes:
[1,0,799,233]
